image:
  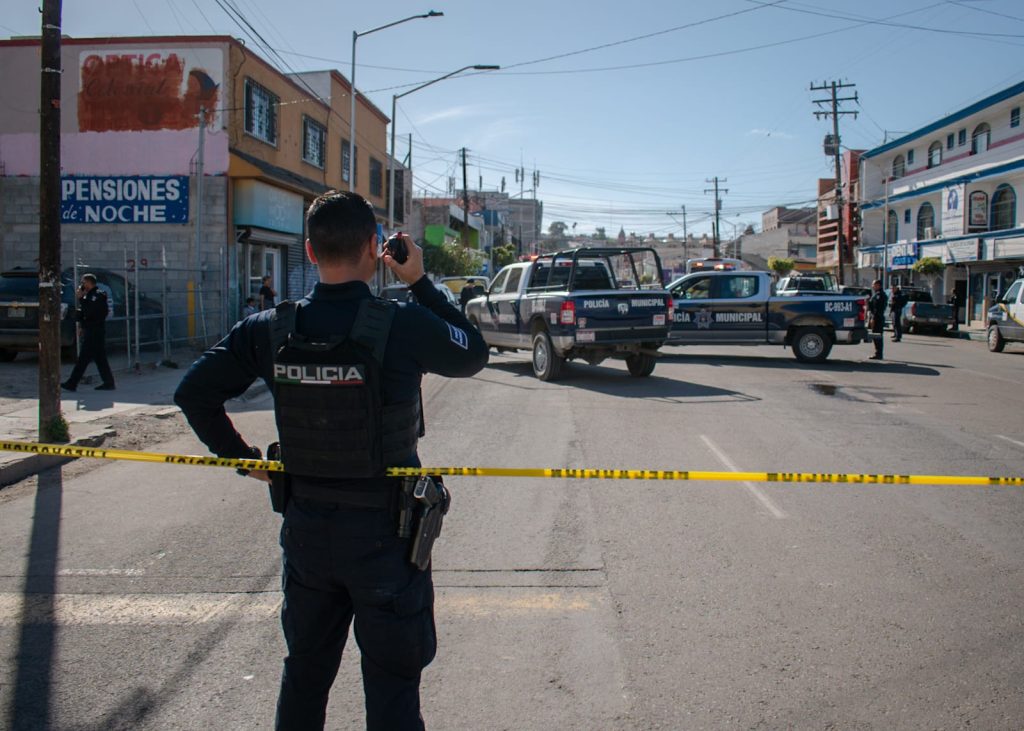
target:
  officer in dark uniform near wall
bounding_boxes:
[61,273,115,391]
[174,191,488,731]
[867,278,888,360]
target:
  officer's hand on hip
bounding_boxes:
[382,234,426,285]
[246,469,272,483]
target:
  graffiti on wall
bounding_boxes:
[78,49,222,132]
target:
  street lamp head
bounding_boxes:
[425,10,444,17]
[473,65,500,70]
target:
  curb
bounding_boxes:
[0,427,116,488]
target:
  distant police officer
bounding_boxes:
[61,273,115,391]
[867,279,888,360]
[890,285,909,342]
[174,191,488,731]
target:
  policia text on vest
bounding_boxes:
[173,195,489,731]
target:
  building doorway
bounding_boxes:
[240,242,283,310]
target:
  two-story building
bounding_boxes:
[858,80,1024,323]
[0,35,391,344]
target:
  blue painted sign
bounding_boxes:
[61,176,189,224]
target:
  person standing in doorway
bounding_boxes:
[949,290,960,331]
[890,284,908,341]
[259,275,277,311]
[867,279,888,360]
[62,273,115,391]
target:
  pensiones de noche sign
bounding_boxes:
[61,176,190,224]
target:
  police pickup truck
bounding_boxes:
[465,247,672,380]
[666,270,868,363]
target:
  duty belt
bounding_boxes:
[289,479,401,508]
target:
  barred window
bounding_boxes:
[244,79,278,145]
[369,157,383,198]
[342,139,357,185]
[302,117,326,168]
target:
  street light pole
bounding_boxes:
[388,64,499,233]
[349,10,443,192]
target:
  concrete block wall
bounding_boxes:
[1,176,230,344]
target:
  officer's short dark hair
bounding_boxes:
[81,273,97,285]
[306,191,377,265]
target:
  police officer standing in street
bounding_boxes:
[889,284,908,342]
[61,273,115,391]
[867,278,888,360]
[174,191,488,730]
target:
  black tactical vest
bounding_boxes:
[271,298,421,480]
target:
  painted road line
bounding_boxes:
[996,434,1024,449]
[700,435,787,520]
[0,589,598,626]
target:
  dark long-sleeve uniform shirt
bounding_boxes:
[174,275,489,470]
[77,288,109,328]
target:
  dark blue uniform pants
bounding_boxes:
[66,325,114,387]
[276,497,436,731]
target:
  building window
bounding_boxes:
[991,184,1017,231]
[244,79,278,145]
[886,210,899,244]
[906,149,915,165]
[1012,107,1021,128]
[369,157,383,198]
[971,123,991,154]
[891,154,906,179]
[928,141,942,169]
[917,202,936,240]
[342,139,357,186]
[946,133,955,150]
[958,128,967,146]
[302,117,326,168]
[904,209,911,224]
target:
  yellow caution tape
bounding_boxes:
[1,439,1022,486]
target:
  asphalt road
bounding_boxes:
[1,332,1022,730]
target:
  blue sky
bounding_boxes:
[4,0,1023,237]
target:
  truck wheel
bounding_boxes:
[625,353,656,377]
[532,330,564,381]
[791,327,832,363]
[987,326,1006,352]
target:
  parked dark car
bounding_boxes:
[0,267,163,362]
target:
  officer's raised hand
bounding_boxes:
[381,233,425,285]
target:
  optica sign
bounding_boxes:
[61,176,190,224]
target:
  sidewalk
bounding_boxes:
[0,346,269,485]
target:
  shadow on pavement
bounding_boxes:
[8,467,63,730]
[658,352,944,377]
[484,357,760,401]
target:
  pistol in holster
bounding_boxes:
[266,442,291,514]
[398,476,450,571]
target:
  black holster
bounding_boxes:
[266,442,291,514]
[399,476,450,571]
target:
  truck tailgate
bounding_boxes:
[572,291,670,342]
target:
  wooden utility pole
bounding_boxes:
[704,177,728,258]
[38,0,64,441]
[811,80,858,286]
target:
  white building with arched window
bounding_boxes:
[858,80,1024,325]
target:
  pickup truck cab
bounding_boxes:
[666,270,867,363]
[987,278,1024,352]
[465,247,672,380]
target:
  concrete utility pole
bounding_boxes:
[38,0,63,441]
[811,79,858,286]
[704,178,728,257]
